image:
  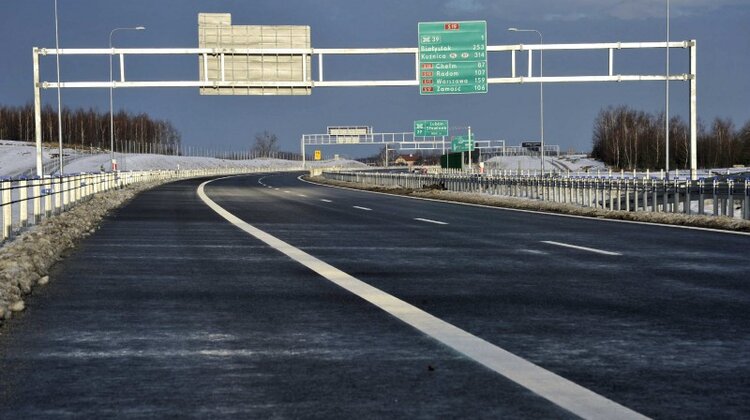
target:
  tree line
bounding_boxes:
[591,105,750,170]
[0,103,181,153]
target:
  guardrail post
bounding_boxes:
[44,179,52,218]
[62,176,70,208]
[625,181,631,212]
[698,180,705,215]
[87,174,94,198]
[593,178,604,209]
[74,175,81,204]
[727,180,735,218]
[744,179,750,220]
[712,180,719,216]
[19,179,28,227]
[54,178,62,214]
[33,178,41,224]
[2,179,11,241]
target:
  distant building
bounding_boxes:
[394,155,419,166]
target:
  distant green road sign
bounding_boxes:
[418,21,487,95]
[451,135,474,152]
[414,120,449,137]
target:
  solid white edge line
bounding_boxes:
[198,177,647,420]
[297,175,750,237]
[352,206,372,211]
[414,217,448,225]
[541,241,622,256]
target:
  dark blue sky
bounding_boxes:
[1,0,748,157]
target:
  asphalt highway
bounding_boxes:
[1,172,749,418]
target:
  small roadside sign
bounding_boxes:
[414,120,449,137]
[314,150,322,160]
[451,135,474,152]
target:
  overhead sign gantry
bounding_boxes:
[32,13,698,178]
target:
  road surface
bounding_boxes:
[1,172,748,418]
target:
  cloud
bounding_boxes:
[478,0,746,21]
[444,0,485,13]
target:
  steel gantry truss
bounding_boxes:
[300,132,508,165]
[32,39,697,177]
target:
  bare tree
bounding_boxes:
[251,130,279,157]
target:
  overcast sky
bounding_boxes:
[1,0,748,157]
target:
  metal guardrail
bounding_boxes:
[323,171,750,221]
[0,166,291,243]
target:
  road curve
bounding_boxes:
[1,172,748,418]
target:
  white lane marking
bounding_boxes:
[198,178,647,420]
[284,190,292,194]
[274,188,280,191]
[414,217,448,225]
[297,194,308,198]
[541,241,622,256]
[320,199,332,203]
[519,249,549,255]
[353,206,372,211]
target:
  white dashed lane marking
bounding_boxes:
[414,218,448,225]
[320,199,332,203]
[541,241,622,256]
[353,206,372,211]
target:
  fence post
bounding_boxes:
[62,176,70,208]
[19,179,28,227]
[54,178,62,215]
[712,180,719,216]
[33,178,41,224]
[44,179,53,219]
[625,181,631,212]
[2,179,11,241]
[727,180,735,218]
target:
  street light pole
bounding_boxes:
[110,26,145,171]
[508,27,544,175]
[54,0,63,176]
[665,0,670,177]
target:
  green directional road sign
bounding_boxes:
[414,120,449,137]
[451,135,474,152]
[418,21,488,95]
